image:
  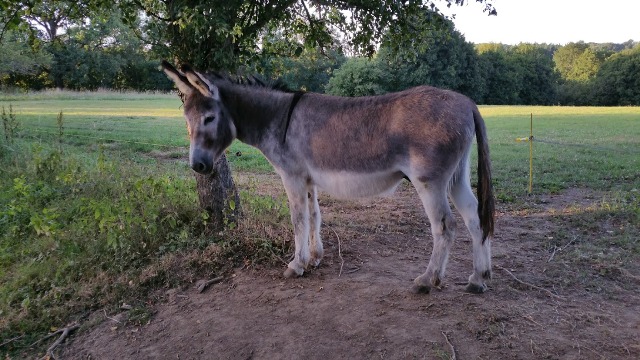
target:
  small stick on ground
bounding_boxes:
[343,266,360,274]
[548,236,577,262]
[196,276,225,293]
[496,265,564,300]
[441,331,456,360]
[32,323,80,360]
[0,334,24,348]
[330,227,345,276]
[104,309,122,324]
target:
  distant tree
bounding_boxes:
[255,32,345,92]
[592,45,640,106]
[0,30,51,89]
[46,10,165,90]
[510,44,559,105]
[590,40,638,54]
[554,42,605,82]
[554,42,589,81]
[21,0,94,42]
[476,47,522,104]
[475,42,509,55]
[325,57,389,96]
[377,12,483,101]
[327,11,483,100]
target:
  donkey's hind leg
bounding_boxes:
[281,177,311,278]
[450,176,492,293]
[308,186,324,267]
[412,182,456,294]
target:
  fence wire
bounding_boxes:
[21,127,188,149]
[534,137,640,155]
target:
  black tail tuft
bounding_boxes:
[473,107,495,243]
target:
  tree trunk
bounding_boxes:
[195,153,241,231]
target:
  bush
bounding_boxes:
[0,140,205,348]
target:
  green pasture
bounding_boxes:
[3,95,639,196]
[1,93,639,356]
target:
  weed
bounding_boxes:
[0,140,207,353]
[56,111,64,149]
[126,306,155,327]
[1,105,19,144]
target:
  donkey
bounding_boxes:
[161,61,495,294]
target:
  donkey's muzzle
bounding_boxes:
[190,150,214,174]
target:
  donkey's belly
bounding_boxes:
[310,169,405,198]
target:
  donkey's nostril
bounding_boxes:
[192,161,207,173]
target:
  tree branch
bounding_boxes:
[0,8,23,44]
[131,0,173,22]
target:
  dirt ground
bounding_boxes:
[59,175,639,360]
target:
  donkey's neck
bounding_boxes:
[218,83,292,148]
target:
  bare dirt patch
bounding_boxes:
[60,176,639,359]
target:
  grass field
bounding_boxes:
[5,95,639,195]
[1,92,639,356]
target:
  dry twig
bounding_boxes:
[441,331,457,360]
[496,265,564,299]
[195,276,224,293]
[548,235,577,262]
[0,334,24,348]
[329,227,345,277]
[104,309,122,324]
[32,323,80,360]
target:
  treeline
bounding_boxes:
[323,16,640,106]
[1,9,639,105]
[0,10,172,92]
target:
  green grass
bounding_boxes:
[1,92,639,356]
[2,94,275,172]
[479,106,639,201]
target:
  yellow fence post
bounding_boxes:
[529,113,533,195]
[515,113,534,194]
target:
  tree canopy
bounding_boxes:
[2,0,497,70]
[2,1,640,106]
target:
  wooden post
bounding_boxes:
[529,113,533,195]
[195,153,242,231]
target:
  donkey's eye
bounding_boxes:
[204,116,215,125]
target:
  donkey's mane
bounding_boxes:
[205,72,295,93]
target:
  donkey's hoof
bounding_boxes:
[410,284,431,294]
[283,267,303,278]
[309,257,322,268]
[465,282,487,294]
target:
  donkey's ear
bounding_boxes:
[195,71,220,100]
[181,66,220,101]
[161,60,193,95]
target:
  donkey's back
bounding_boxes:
[280,86,478,199]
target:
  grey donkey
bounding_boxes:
[161,61,495,294]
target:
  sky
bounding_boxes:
[441,0,640,45]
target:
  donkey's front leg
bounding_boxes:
[282,177,311,278]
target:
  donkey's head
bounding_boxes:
[161,61,236,174]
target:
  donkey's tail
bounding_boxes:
[473,107,495,243]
